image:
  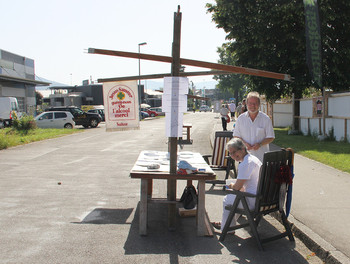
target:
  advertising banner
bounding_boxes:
[102,80,139,131]
[312,96,328,118]
[303,0,322,88]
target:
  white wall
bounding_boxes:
[328,94,350,117]
[273,103,293,127]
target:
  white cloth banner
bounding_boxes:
[102,80,139,131]
[162,77,188,137]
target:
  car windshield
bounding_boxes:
[72,108,84,115]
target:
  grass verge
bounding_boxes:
[0,128,83,150]
[274,128,350,174]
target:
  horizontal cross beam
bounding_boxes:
[88,48,292,81]
[97,70,232,83]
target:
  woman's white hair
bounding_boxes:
[226,137,246,151]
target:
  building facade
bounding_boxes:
[44,81,104,108]
[0,49,49,115]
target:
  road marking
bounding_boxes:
[64,157,88,165]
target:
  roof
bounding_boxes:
[0,74,50,86]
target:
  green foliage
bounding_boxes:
[0,127,82,150]
[213,43,247,101]
[274,128,350,173]
[12,114,37,134]
[36,91,43,106]
[0,132,10,149]
[326,127,336,141]
[207,0,350,101]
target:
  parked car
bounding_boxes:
[140,111,149,119]
[149,107,165,116]
[0,118,4,129]
[35,111,75,129]
[45,106,101,128]
[88,108,105,121]
[199,105,211,112]
[140,107,158,117]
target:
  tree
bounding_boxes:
[36,91,43,106]
[207,0,350,129]
[213,43,247,102]
[207,0,309,102]
[319,1,350,90]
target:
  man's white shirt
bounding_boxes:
[233,111,275,161]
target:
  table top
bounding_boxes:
[130,150,216,180]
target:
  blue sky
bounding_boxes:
[1,0,227,86]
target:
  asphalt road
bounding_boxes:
[0,112,322,263]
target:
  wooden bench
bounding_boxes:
[178,123,193,145]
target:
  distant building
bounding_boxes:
[44,81,162,108]
[44,80,103,108]
[0,49,49,114]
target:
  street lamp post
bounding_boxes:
[138,42,147,109]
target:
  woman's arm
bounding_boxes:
[229,179,246,191]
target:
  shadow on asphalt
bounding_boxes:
[124,203,223,256]
[68,202,310,263]
[72,208,134,224]
[121,203,310,263]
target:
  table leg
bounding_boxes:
[139,178,148,235]
[147,179,153,198]
[196,180,214,236]
[167,179,177,231]
[197,180,206,236]
[186,126,191,141]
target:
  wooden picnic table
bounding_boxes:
[130,150,216,236]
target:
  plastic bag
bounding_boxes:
[179,185,198,209]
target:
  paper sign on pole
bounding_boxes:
[102,80,139,131]
[162,77,188,137]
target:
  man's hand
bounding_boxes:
[245,142,253,150]
[251,143,261,150]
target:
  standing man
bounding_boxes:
[220,104,230,131]
[233,92,275,162]
[229,100,236,118]
[241,99,247,114]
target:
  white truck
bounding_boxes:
[0,97,20,127]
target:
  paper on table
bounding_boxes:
[131,151,214,174]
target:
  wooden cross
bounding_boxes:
[88,6,292,230]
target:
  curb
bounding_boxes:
[287,215,350,264]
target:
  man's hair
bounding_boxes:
[226,137,246,151]
[247,91,260,105]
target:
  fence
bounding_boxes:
[267,92,350,142]
[298,92,350,141]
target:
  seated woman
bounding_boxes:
[212,137,262,232]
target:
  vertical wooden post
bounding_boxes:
[292,93,295,131]
[345,119,347,142]
[167,6,182,231]
[322,88,326,136]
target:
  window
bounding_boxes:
[41,113,53,120]
[11,101,18,111]
[54,112,67,119]
[71,108,84,115]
